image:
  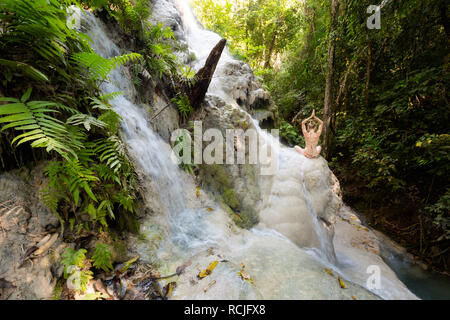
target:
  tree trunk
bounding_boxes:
[189,39,227,108]
[264,28,277,69]
[364,45,372,108]
[300,2,316,59]
[322,0,340,159]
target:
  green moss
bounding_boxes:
[52,279,64,300]
[223,188,240,210]
[199,164,232,191]
[199,162,262,229]
[239,206,259,228]
[221,202,252,229]
[199,163,261,229]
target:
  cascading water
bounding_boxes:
[79,0,418,299]
[170,0,338,263]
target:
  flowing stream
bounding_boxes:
[78,0,421,299]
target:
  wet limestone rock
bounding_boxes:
[213,60,279,128]
[258,150,341,252]
[333,206,418,300]
[194,100,262,228]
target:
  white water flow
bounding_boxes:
[79,1,416,299]
[172,0,337,262]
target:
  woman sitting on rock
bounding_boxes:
[294,109,323,159]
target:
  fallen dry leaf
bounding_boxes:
[324,268,333,276]
[203,280,216,293]
[34,233,58,256]
[163,281,177,298]
[238,263,254,284]
[198,261,218,279]
[338,276,346,289]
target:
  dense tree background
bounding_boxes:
[193,0,450,271]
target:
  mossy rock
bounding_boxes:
[111,239,128,263]
[199,163,232,191]
[199,163,260,229]
[223,188,240,210]
[239,205,259,228]
[222,202,253,229]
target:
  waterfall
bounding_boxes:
[78,1,417,300]
[169,0,337,263]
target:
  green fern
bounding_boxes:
[69,268,94,294]
[61,248,88,279]
[71,52,142,80]
[95,163,121,185]
[40,188,61,215]
[97,198,115,219]
[178,65,196,89]
[144,23,177,78]
[0,58,49,82]
[113,190,135,213]
[42,161,70,208]
[180,65,196,79]
[66,158,100,204]
[171,94,193,121]
[0,88,80,158]
[109,0,151,39]
[0,0,90,84]
[91,97,122,133]
[1,0,140,235]
[98,92,124,103]
[66,113,107,131]
[94,136,127,173]
[92,243,113,272]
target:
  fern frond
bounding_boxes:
[94,136,127,173]
[0,58,49,82]
[71,52,142,80]
[98,110,122,133]
[98,198,115,219]
[0,89,79,157]
[65,158,100,203]
[95,163,121,185]
[113,190,135,213]
[90,97,111,111]
[171,94,193,121]
[61,248,88,279]
[98,91,124,103]
[92,243,113,272]
[71,52,113,80]
[110,52,142,68]
[66,113,107,131]
[40,187,64,213]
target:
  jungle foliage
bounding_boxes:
[0,0,183,235]
[60,243,112,295]
[193,0,450,270]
